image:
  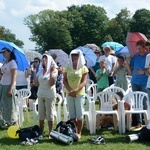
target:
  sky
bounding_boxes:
[0,0,150,50]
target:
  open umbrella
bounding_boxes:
[46,49,68,67]
[126,32,148,56]
[102,42,124,51]
[84,44,100,52]
[115,46,130,58]
[0,40,29,71]
[76,46,97,68]
[24,49,42,62]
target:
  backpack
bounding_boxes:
[16,125,42,141]
[55,120,79,142]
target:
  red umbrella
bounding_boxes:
[126,32,148,56]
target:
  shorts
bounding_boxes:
[38,97,56,121]
[66,95,85,120]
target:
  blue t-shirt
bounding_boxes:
[130,53,148,85]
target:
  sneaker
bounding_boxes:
[89,136,106,144]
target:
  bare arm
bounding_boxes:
[33,71,39,87]
[8,68,17,97]
[49,67,58,87]
[63,72,72,92]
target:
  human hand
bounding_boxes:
[136,68,144,75]
[69,90,77,98]
[8,89,12,97]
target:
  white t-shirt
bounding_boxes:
[1,60,17,85]
[16,70,28,86]
[98,55,116,73]
[37,69,58,99]
[145,54,150,88]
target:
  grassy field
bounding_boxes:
[0,108,150,150]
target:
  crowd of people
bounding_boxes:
[0,40,150,139]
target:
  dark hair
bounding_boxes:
[34,57,40,63]
[136,40,145,47]
[116,91,124,100]
[2,48,16,62]
[51,53,57,60]
[117,56,124,61]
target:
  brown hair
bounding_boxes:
[136,40,145,47]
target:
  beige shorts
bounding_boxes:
[38,97,56,121]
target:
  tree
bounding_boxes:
[0,26,24,48]
[24,10,73,53]
[106,8,132,45]
[130,9,150,39]
[67,4,109,48]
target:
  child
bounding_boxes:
[113,91,130,110]
[113,56,131,91]
[98,91,130,129]
[95,60,109,92]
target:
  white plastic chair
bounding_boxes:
[33,93,62,125]
[86,79,94,89]
[120,91,150,133]
[15,89,31,127]
[103,86,126,95]
[86,83,97,100]
[63,94,94,134]
[92,91,122,134]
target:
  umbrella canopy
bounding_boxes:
[102,42,124,51]
[24,49,42,62]
[126,32,148,56]
[76,46,97,68]
[0,40,29,71]
[115,46,130,58]
[84,44,100,51]
[46,49,68,67]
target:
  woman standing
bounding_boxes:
[34,54,58,138]
[63,49,88,139]
[0,47,18,126]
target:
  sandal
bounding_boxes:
[89,136,106,144]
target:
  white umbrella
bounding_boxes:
[46,49,68,67]
[24,49,42,62]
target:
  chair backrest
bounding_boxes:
[103,86,126,96]
[86,83,97,100]
[86,79,94,91]
[16,89,31,106]
[122,91,148,110]
[94,91,120,111]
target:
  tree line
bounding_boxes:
[1,5,150,53]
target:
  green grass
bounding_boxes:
[0,108,150,150]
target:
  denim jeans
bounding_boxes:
[132,84,147,124]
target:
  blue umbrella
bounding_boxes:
[115,46,130,58]
[102,42,124,51]
[0,40,29,71]
[76,46,97,68]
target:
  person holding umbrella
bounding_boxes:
[0,48,18,127]
[63,49,88,139]
[126,40,148,128]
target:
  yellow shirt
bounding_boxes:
[65,65,88,96]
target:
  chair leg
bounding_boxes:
[126,114,131,131]
[122,114,126,134]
